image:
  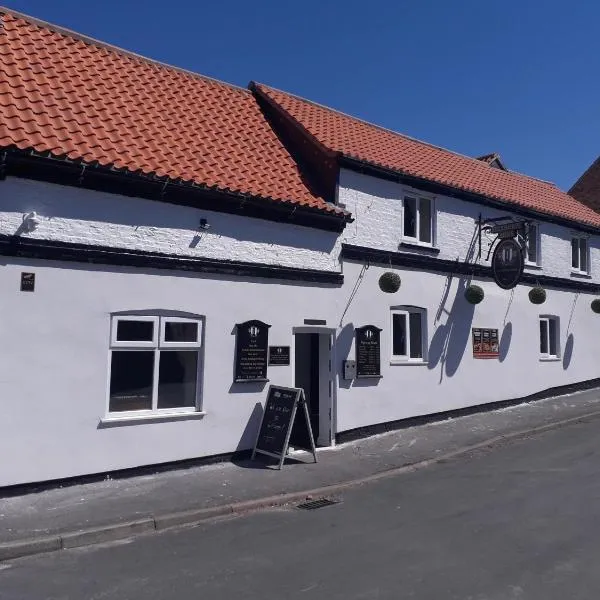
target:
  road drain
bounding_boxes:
[297,497,341,510]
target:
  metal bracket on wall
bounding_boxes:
[477,214,531,262]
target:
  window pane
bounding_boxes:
[580,239,588,272]
[164,321,198,343]
[539,320,548,354]
[572,238,579,269]
[116,320,154,342]
[109,351,154,411]
[157,351,198,409]
[418,199,432,243]
[404,197,417,238]
[549,319,558,356]
[392,313,407,356]
[527,225,537,263]
[409,312,423,358]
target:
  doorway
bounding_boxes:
[294,331,333,447]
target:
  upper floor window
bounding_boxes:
[539,315,559,360]
[525,223,540,266]
[403,196,433,245]
[571,236,589,274]
[391,307,427,363]
[108,315,203,415]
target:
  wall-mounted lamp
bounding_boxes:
[22,211,41,233]
[198,218,211,231]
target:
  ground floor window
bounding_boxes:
[539,316,559,359]
[391,307,427,362]
[108,315,203,414]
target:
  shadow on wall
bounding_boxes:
[337,323,355,390]
[499,322,512,363]
[563,333,574,370]
[235,402,264,452]
[428,277,476,381]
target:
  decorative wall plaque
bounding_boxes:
[268,346,290,366]
[234,320,270,382]
[20,272,35,292]
[472,328,499,359]
[355,325,382,378]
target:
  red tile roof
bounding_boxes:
[254,83,600,229]
[0,9,345,218]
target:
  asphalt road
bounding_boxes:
[3,416,600,599]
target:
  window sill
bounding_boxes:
[524,263,542,270]
[100,411,206,427]
[571,271,592,279]
[539,357,561,362]
[390,360,429,366]
[399,241,440,255]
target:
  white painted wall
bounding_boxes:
[334,168,600,433]
[339,168,600,280]
[335,260,598,433]
[0,257,339,486]
[0,178,341,272]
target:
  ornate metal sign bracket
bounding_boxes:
[477,214,531,262]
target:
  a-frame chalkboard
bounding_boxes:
[251,385,317,469]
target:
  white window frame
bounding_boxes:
[402,194,435,247]
[571,235,590,275]
[390,306,428,364]
[107,315,203,418]
[524,222,541,267]
[110,315,158,348]
[539,315,560,361]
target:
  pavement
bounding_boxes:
[4,404,600,599]
[2,387,600,561]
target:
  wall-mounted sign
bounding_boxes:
[472,328,499,359]
[268,346,290,366]
[489,221,525,239]
[355,325,382,378]
[251,385,317,469]
[20,272,35,292]
[491,238,524,289]
[234,320,270,382]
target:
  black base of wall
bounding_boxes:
[336,377,600,445]
[3,377,600,497]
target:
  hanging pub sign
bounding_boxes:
[234,320,270,382]
[355,325,382,378]
[472,328,499,359]
[252,385,317,469]
[491,238,524,290]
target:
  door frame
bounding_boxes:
[292,326,336,447]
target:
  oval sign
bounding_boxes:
[492,238,524,290]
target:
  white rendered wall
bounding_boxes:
[339,168,600,280]
[335,169,600,433]
[0,178,341,272]
[0,257,338,487]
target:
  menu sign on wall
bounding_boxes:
[355,325,382,378]
[234,320,271,382]
[472,328,499,359]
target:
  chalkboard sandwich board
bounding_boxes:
[234,320,270,382]
[252,385,317,469]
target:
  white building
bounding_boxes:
[1,8,599,487]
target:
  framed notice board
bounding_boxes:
[472,328,499,359]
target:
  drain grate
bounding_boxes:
[297,497,341,510]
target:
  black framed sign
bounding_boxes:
[492,238,524,290]
[20,272,35,292]
[355,325,382,378]
[252,385,317,469]
[268,346,290,366]
[234,320,270,382]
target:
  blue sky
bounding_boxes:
[5,0,599,190]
